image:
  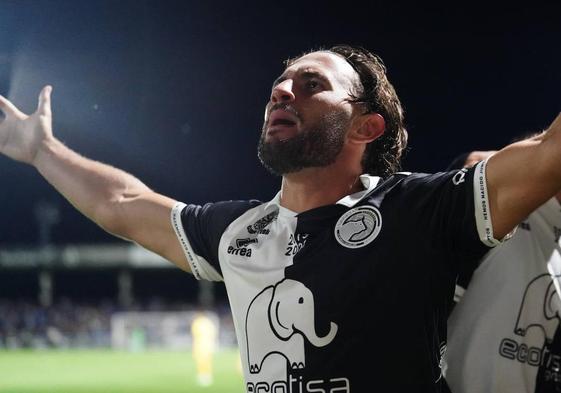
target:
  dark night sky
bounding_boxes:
[0,1,560,246]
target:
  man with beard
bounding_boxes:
[1,44,561,392]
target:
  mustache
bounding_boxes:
[267,103,302,122]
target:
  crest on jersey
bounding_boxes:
[334,205,382,249]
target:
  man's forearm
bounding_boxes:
[486,113,561,239]
[33,137,152,237]
[0,88,189,271]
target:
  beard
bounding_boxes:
[258,108,350,176]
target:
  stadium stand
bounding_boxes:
[0,244,235,350]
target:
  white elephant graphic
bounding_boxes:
[245,278,338,374]
[515,273,561,342]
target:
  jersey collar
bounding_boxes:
[265,174,381,215]
[336,175,381,207]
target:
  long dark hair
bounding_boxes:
[329,45,408,178]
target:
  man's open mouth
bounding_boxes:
[271,118,296,127]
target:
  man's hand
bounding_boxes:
[0,85,53,165]
[0,86,192,273]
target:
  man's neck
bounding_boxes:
[279,166,364,213]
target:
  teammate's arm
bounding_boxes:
[486,113,561,240]
[0,86,190,272]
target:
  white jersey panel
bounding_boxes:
[217,203,299,386]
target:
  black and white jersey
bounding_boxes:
[172,161,496,393]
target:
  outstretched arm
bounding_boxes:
[486,113,561,240]
[0,86,190,272]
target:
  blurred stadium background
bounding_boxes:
[0,239,245,392]
[1,1,560,392]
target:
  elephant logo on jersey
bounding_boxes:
[514,273,561,342]
[245,279,338,374]
[334,205,382,249]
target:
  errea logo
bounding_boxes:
[228,238,258,258]
[334,206,382,249]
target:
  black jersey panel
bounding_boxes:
[392,168,488,259]
[388,169,490,327]
[274,169,488,391]
[180,200,262,273]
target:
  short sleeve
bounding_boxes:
[396,159,505,259]
[171,200,261,281]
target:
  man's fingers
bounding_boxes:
[0,94,23,118]
[37,85,53,117]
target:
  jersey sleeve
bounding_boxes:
[454,197,555,299]
[398,159,510,259]
[170,200,261,281]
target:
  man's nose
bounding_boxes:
[270,79,295,104]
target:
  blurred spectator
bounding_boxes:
[0,298,236,350]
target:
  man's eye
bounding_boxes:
[305,80,320,89]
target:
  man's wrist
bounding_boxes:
[33,136,62,168]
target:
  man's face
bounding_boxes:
[258,51,360,175]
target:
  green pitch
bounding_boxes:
[0,348,245,393]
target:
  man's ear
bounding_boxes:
[348,113,385,144]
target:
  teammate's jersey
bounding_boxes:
[172,162,495,393]
[444,197,561,393]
